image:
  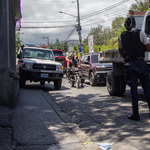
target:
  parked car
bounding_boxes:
[52,49,67,74]
[79,53,113,86]
[16,46,63,89]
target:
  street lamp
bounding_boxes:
[59,11,77,18]
[59,0,82,58]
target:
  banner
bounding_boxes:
[88,35,94,53]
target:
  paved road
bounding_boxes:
[26,78,150,150]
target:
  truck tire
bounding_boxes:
[117,75,126,96]
[106,71,120,96]
[40,81,45,86]
[20,77,26,88]
[54,79,62,90]
[90,72,97,86]
[71,81,75,87]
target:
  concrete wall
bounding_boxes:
[0,0,20,107]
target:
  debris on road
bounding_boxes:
[97,143,113,150]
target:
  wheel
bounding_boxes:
[20,77,26,88]
[117,75,126,95]
[90,72,97,86]
[76,76,80,89]
[81,78,84,87]
[40,81,45,86]
[106,71,120,96]
[71,81,75,87]
[81,79,85,83]
[54,79,62,90]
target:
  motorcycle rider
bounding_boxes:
[67,54,78,82]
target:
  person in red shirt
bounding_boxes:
[67,56,71,80]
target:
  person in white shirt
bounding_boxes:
[118,16,150,121]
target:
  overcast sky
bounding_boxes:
[19,0,136,45]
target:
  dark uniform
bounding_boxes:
[119,24,150,121]
[67,58,77,80]
[69,59,77,68]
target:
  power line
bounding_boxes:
[26,0,74,2]
[81,2,131,22]
[21,20,76,23]
[81,0,129,20]
[81,6,129,25]
[61,21,77,41]
[64,28,76,41]
[82,12,128,27]
[21,0,130,25]
[21,25,76,29]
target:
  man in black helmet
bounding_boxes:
[118,16,150,121]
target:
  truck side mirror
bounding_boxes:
[85,61,89,64]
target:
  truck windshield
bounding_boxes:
[91,55,98,63]
[53,51,63,56]
[23,49,54,60]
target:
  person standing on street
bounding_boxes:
[118,16,150,121]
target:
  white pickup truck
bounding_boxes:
[16,46,63,89]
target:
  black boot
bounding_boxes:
[128,114,140,121]
[128,107,140,121]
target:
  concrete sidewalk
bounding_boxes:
[0,88,99,150]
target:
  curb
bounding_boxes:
[38,89,100,150]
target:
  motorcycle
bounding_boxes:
[68,67,84,88]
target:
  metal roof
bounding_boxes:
[13,0,21,22]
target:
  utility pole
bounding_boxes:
[77,0,82,58]
[42,37,49,46]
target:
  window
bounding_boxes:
[53,51,63,56]
[83,56,88,62]
[23,49,54,60]
[91,55,98,63]
[80,56,85,63]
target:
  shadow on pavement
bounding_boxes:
[47,85,150,149]
[24,82,70,92]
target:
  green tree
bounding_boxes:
[53,39,61,50]
[83,45,89,54]
[15,31,23,55]
[89,25,112,46]
[73,45,78,55]
[62,41,68,52]
[83,37,88,47]
[130,0,150,12]
[53,39,68,52]
[49,44,53,49]
[112,17,125,31]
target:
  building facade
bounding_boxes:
[0,0,21,107]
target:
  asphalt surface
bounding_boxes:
[41,77,150,150]
[1,77,150,150]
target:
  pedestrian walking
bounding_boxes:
[118,16,150,121]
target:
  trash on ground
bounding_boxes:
[82,141,90,145]
[97,143,113,150]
